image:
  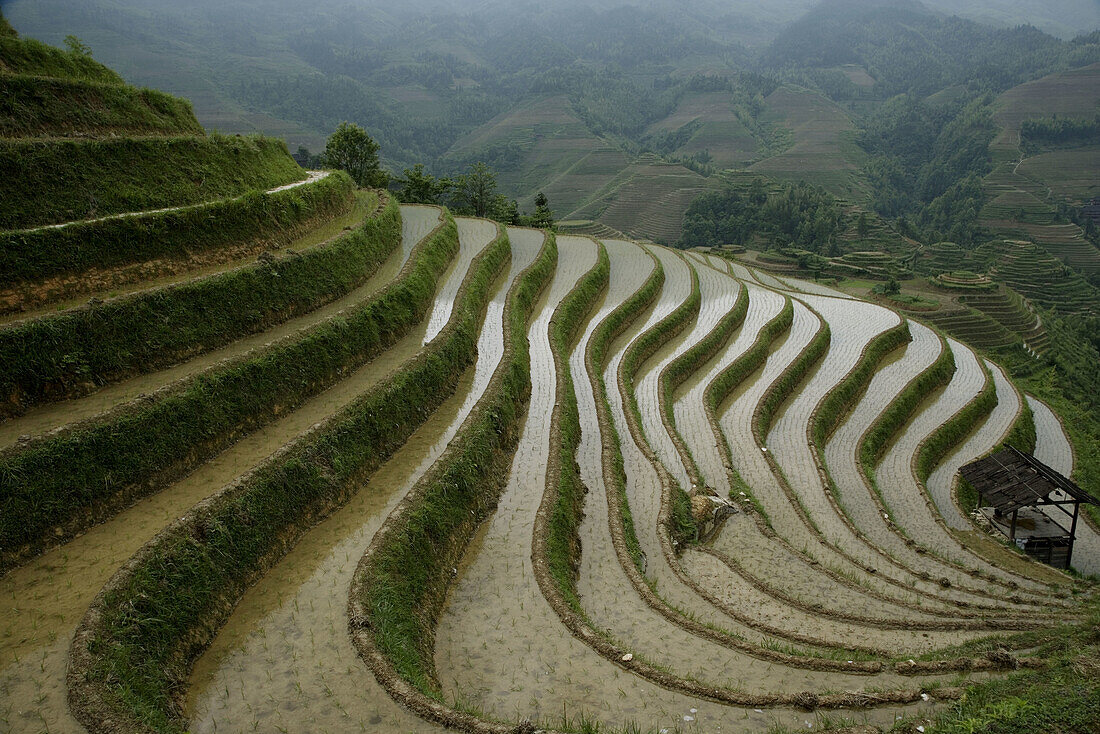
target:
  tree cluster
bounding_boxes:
[315,123,554,229]
[858,95,994,247]
[679,179,841,253]
[396,162,554,229]
[1020,115,1100,154]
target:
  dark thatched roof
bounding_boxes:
[959,446,1098,514]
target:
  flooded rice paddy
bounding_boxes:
[3,213,1092,733]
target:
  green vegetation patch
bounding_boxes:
[0,167,348,290]
[353,230,555,696]
[545,243,610,611]
[916,363,999,483]
[0,74,202,138]
[922,600,1100,734]
[0,208,456,570]
[0,177,372,418]
[71,222,516,734]
[0,134,305,229]
[679,179,843,254]
[813,320,911,448]
[755,316,831,444]
[0,31,122,83]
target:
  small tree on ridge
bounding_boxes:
[324,122,388,188]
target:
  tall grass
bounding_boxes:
[0,30,123,83]
[0,169,349,290]
[0,74,201,137]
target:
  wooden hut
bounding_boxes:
[959,446,1098,570]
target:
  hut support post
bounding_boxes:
[1067,501,1080,569]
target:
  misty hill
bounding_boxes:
[5,1,1096,162]
[4,0,1099,247]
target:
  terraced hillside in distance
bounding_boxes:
[4,12,1100,734]
[748,86,868,202]
[980,63,1100,279]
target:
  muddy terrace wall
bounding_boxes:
[0,207,455,571]
[68,221,516,734]
[0,175,371,416]
[348,231,556,725]
[0,168,354,309]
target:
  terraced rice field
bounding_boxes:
[4,184,1097,734]
[748,86,868,202]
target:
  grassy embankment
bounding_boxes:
[811,321,911,453]
[349,231,556,701]
[0,165,348,293]
[858,341,957,537]
[0,176,373,416]
[0,135,305,229]
[754,318,832,445]
[69,221,517,734]
[0,74,202,138]
[915,365,999,486]
[658,284,749,543]
[617,258,702,551]
[0,208,454,571]
[543,243,611,610]
[0,22,123,83]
